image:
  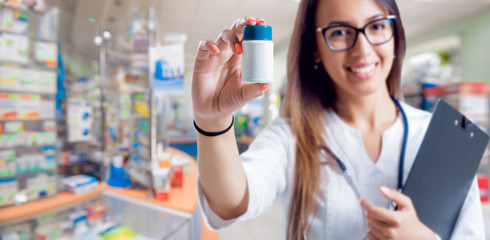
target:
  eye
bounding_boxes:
[331,29,347,37]
[328,28,353,38]
[369,19,390,31]
[371,23,386,31]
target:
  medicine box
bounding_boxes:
[62,175,98,195]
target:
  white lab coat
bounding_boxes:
[198,102,485,239]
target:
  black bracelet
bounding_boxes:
[194,116,234,137]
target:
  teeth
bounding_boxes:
[350,64,375,73]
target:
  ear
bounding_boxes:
[313,51,321,63]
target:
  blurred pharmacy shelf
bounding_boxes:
[0,148,220,240]
[0,185,104,226]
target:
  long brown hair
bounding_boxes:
[281,0,406,239]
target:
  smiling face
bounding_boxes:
[315,0,395,99]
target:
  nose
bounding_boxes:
[350,32,373,58]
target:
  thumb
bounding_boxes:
[380,186,413,211]
[241,83,269,103]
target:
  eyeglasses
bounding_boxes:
[316,15,396,51]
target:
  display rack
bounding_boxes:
[55,22,114,181]
[57,76,103,181]
[0,6,59,208]
[97,7,155,191]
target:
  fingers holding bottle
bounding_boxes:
[256,18,266,25]
[230,17,257,39]
[193,29,242,81]
[195,40,219,61]
[195,16,267,71]
[229,17,266,55]
[215,29,242,56]
[212,16,263,58]
[194,39,224,77]
[195,27,244,73]
[241,83,270,104]
[192,32,243,121]
[192,16,271,120]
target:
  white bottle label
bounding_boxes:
[242,40,273,83]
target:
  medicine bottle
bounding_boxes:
[241,25,273,83]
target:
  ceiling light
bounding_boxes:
[103,30,111,40]
[94,36,102,46]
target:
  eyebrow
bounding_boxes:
[327,14,386,26]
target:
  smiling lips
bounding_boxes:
[347,63,378,80]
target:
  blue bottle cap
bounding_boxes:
[243,25,272,41]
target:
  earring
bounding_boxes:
[393,55,397,59]
[313,63,319,70]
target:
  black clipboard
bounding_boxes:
[401,98,489,239]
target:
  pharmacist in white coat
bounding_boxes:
[191,0,485,239]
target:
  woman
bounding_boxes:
[192,0,484,239]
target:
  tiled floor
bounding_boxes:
[218,200,284,240]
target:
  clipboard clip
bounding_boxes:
[462,116,474,130]
[458,116,476,138]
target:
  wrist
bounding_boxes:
[194,114,234,133]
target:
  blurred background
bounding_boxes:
[0,0,489,239]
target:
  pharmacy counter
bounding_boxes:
[169,136,198,158]
[0,148,219,240]
[0,185,104,225]
[104,148,199,216]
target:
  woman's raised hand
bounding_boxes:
[192,17,269,129]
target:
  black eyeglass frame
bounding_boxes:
[316,15,396,51]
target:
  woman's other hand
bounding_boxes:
[360,187,439,240]
[192,17,269,129]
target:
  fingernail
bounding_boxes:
[380,186,391,196]
[211,45,220,54]
[234,43,242,54]
[247,17,256,23]
[257,18,265,24]
[260,84,269,94]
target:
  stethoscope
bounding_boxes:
[303,96,409,239]
[333,96,408,211]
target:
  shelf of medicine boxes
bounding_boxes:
[0,148,198,224]
[0,148,219,239]
[0,30,59,67]
[0,64,58,82]
[0,31,59,91]
[0,167,56,181]
[0,61,57,90]
[0,61,57,72]
[0,55,58,208]
[0,67,58,96]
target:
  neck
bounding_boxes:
[333,89,397,131]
